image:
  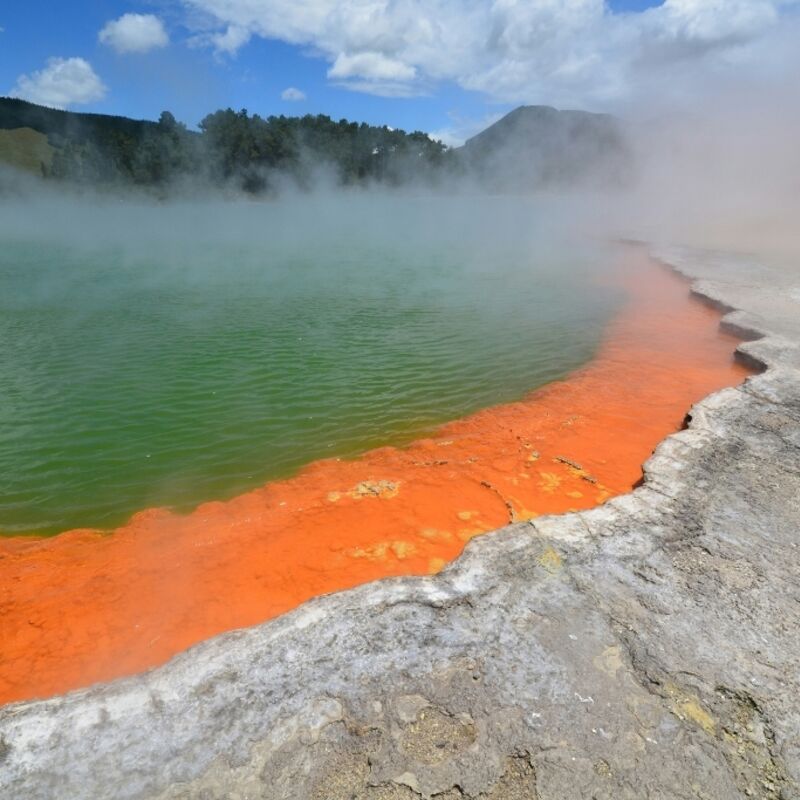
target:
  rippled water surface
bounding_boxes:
[0,194,621,535]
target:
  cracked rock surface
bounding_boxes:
[1,246,799,800]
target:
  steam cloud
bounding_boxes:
[2,9,800,265]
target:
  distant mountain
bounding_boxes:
[458,105,632,189]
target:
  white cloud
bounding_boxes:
[181,0,797,105]
[658,0,778,41]
[330,80,424,98]
[207,24,251,54]
[10,57,107,108]
[99,13,169,54]
[328,51,418,95]
[281,86,307,101]
[328,52,417,82]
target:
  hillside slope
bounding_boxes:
[0,127,53,175]
[0,97,159,144]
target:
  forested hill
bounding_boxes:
[0,98,632,193]
[0,97,448,191]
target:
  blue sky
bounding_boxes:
[0,1,792,143]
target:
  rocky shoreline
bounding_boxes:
[2,245,798,799]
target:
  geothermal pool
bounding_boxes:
[0,195,619,536]
[0,196,750,706]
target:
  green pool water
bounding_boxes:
[0,193,622,535]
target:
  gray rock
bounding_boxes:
[2,245,799,800]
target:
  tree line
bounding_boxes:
[0,98,450,193]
